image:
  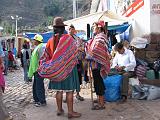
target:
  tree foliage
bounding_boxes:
[0,21,12,34]
[44,3,60,17]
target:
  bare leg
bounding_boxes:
[66,91,81,118]
[56,91,63,113]
[66,91,73,114]
[99,95,105,107]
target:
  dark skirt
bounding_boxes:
[92,69,106,96]
[48,66,80,92]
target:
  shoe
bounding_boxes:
[5,116,13,120]
[119,96,127,103]
[68,112,81,119]
[76,95,84,101]
[28,79,32,82]
[25,81,30,84]
[92,105,105,110]
[34,102,47,107]
[63,99,67,103]
[57,109,64,116]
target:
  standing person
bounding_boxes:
[86,21,110,110]
[112,42,136,102]
[38,17,81,118]
[8,50,14,72]
[68,24,84,101]
[28,34,46,107]
[21,43,31,83]
[3,48,8,75]
[0,44,13,120]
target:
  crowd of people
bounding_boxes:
[0,16,137,119]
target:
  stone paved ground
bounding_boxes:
[2,60,160,120]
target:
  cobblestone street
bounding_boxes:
[2,60,52,120]
[3,67,33,120]
[2,61,160,120]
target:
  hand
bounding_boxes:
[118,66,125,72]
[115,66,125,72]
[115,65,119,70]
[108,55,112,60]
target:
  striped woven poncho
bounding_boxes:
[86,32,110,78]
[38,34,78,82]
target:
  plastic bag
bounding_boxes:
[103,75,122,102]
[147,86,160,100]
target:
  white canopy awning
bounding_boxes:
[64,10,130,31]
[0,26,3,31]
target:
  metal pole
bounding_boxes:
[73,0,77,18]
[15,18,18,41]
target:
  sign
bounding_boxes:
[151,3,160,15]
[122,0,144,17]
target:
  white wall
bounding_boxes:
[150,0,160,33]
[129,0,150,38]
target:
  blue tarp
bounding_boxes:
[24,23,130,43]
[108,23,130,35]
[24,31,53,43]
[24,30,68,43]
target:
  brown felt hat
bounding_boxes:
[53,17,67,27]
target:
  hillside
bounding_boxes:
[0,0,92,27]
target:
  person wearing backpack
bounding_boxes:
[21,43,31,83]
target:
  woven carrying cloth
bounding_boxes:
[38,34,78,82]
[86,33,110,78]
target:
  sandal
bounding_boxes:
[57,109,64,116]
[68,112,81,119]
[5,116,13,120]
[76,95,84,101]
[92,105,105,110]
[93,99,98,103]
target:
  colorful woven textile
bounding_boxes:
[38,34,78,82]
[86,33,110,78]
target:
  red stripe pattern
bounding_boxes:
[38,34,78,82]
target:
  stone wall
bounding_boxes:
[134,33,160,63]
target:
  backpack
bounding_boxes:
[26,51,29,60]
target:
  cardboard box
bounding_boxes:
[140,79,160,87]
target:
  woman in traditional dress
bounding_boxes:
[87,21,110,110]
[38,17,81,118]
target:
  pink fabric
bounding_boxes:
[0,69,5,91]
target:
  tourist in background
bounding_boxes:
[21,43,31,83]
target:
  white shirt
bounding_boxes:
[112,48,136,72]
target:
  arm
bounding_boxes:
[111,53,118,68]
[125,51,136,71]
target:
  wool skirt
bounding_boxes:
[48,66,80,92]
